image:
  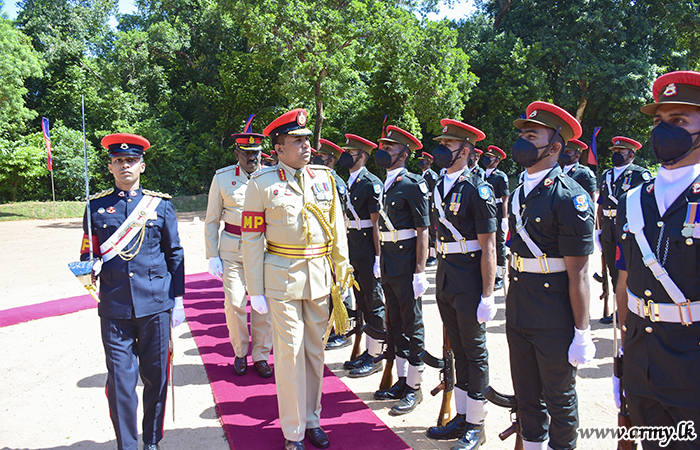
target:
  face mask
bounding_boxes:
[433,140,469,169]
[650,120,700,166]
[338,152,358,169]
[312,156,325,166]
[512,127,561,168]
[374,145,407,169]
[481,156,493,168]
[611,152,632,167]
[558,153,573,166]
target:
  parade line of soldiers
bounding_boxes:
[80,70,700,450]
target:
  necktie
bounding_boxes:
[295,169,304,191]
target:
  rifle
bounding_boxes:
[419,328,454,426]
[484,386,524,450]
[593,252,610,318]
[364,315,394,390]
[344,306,364,362]
[613,304,636,450]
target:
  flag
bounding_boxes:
[587,126,602,166]
[380,114,388,140]
[243,114,255,133]
[42,117,52,171]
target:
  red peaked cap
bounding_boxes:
[378,125,423,151]
[318,138,344,159]
[513,101,582,143]
[419,152,433,161]
[434,119,485,143]
[641,71,700,115]
[230,132,265,151]
[263,108,312,139]
[102,133,151,157]
[343,134,377,154]
[486,145,507,159]
[610,136,642,151]
[566,139,588,152]
[473,148,483,155]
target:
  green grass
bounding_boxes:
[0,194,209,222]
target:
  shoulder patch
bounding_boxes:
[642,172,651,181]
[338,185,346,194]
[215,164,236,174]
[419,181,428,194]
[574,194,589,212]
[373,183,382,194]
[478,185,492,200]
[89,188,114,200]
[143,189,172,199]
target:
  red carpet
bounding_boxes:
[0,294,97,328]
[184,272,410,450]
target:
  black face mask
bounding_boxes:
[651,120,700,166]
[559,152,576,167]
[312,156,325,166]
[433,140,469,169]
[374,145,407,169]
[338,151,359,169]
[481,156,493,168]
[611,152,628,167]
[512,127,561,168]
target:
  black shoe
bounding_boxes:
[494,277,504,290]
[344,350,370,370]
[427,413,467,440]
[374,377,407,400]
[143,444,160,450]
[426,257,437,266]
[305,427,330,449]
[325,334,351,350]
[390,386,423,415]
[254,360,273,378]
[285,440,305,450]
[233,356,247,375]
[451,423,485,450]
[348,358,382,378]
[600,315,614,324]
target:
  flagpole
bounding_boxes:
[81,95,94,260]
[51,168,56,219]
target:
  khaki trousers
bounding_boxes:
[222,258,272,361]
[269,295,329,441]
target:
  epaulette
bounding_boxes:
[250,165,278,179]
[215,164,236,174]
[308,164,331,171]
[89,188,114,200]
[143,189,172,199]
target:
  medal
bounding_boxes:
[622,175,631,191]
[683,203,700,237]
[449,193,461,214]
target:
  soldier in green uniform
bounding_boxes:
[507,101,596,450]
[482,145,510,290]
[615,70,700,450]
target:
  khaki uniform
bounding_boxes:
[241,161,350,441]
[205,164,272,362]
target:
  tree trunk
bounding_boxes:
[494,0,511,31]
[313,80,324,151]
[576,80,588,122]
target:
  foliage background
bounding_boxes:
[1,0,698,202]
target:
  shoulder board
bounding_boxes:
[308,164,331,171]
[143,189,172,199]
[250,165,278,179]
[89,188,114,200]
[215,164,236,174]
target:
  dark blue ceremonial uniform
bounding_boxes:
[564,162,596,197]
[486,168,510,268]
[506,166,594,449]
[81,186,184,450]
[423,168,438,257]
[346,167,386,334]
[433,170,497,399]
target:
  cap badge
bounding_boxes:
[387,131,393,138]
[442,125,449,133]
[346,138,350,144]
[249,136,255,144]
[529,110,538,118]
[693,183,700,194]
[297,110,307,126]
[544,178,553,186]
[120,143,129,149]
[615,140,620,145]
[647,183,655,193]
[663,83,678,97]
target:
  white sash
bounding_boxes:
[433,183,468,244]
[511,186,545,258]
[100,195,161,262]
[606,171,618,205]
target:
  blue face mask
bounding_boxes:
[651,120,700,166]
[374,145,407,168]
[611,152,627,167]
[512,127,562,168]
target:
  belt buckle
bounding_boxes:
[515,255,524,272]
[645,300,660,322]
[458,239,467,253]
[678,300,693,326]
[636,298,645,317]
[391,229,397,243]
[537,254,550,274]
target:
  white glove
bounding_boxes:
[92,259,103,277]
[501,217,508,232]
[208,257,223,279]
[568,325,596,366]
[612,374,621,409]
[412,272,429,299]
[476,294,497,324]
[172,296,186,327]
[250,294,268,314]
[594,230,602,252]
[373,255,381,279]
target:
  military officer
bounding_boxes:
[418,151,439,266]
[507,102,596,450]
[424,119,497,450]
[80,133,185,450]
[261,152,277,167]
[241,108,350,450]
[205,126,273,378]
[560,139,597,200]
[482,145,510,290]
[336,133,387,377]
[372,125,431,416]
[596,136,650,323]
[615,70,700,450]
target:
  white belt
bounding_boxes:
[603,209,617,217]
[627,289,698,325]
[510,254,566,274]
[347,219,373,230]
[380,229,417,242]
[496,198,503,204]
[437,239,481,255]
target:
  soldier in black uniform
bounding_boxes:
[559,139,597,200]
[482,145,510,290]
[468,148,486,180]
[418,151,439,266]
[337,133,387,377]
[424,119,497,450]
[507,102,596,450]
[615,70,700,450]
[596,136,650,323]
[372,125,431,416]
[80,133,185,450]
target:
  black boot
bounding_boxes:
[348,357,382,378]
[426,413,467,440]
[344,350,370,370]
[494,277,504,290]
[374,377,407,400]
[451,423,485,450]
[389,386,423,415]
